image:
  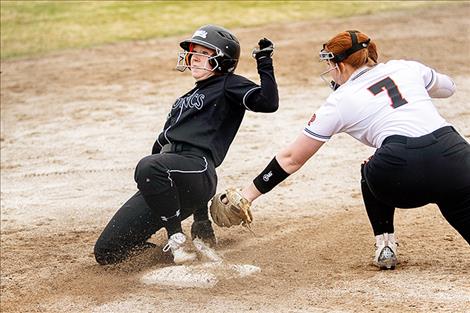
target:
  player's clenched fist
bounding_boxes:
[210,188,253,227]
[252,38,274,60]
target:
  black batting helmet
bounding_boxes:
[179,24,240,73]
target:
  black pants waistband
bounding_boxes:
[382,126,455,147]
[160,142,212,160]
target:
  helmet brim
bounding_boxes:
[180,39,218,53]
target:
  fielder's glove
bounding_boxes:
[252,38,274,60]
[210,188,253,228]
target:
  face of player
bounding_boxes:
[325,61,341,84]
[325,61,356,86]
[190,44,215,81]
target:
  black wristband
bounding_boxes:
[253,157,290,194]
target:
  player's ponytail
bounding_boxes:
[367,40,378,64]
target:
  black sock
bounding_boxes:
[165,220,183,237]
[193,205,209,221]
[141,187,183,238]
[361,176,395,236]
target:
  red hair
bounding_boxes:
[324,31,378,68]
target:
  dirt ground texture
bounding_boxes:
[1,4,470,313]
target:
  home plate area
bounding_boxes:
[140,238,261,288]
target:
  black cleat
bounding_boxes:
[191,220,217,247]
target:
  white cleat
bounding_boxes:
[163,232,197,264]
[374,233,398,270]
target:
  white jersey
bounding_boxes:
[304,60,453,148]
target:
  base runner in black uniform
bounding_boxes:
[94,25,279,265]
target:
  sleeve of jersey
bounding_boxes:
[427,72,455,98]
[404,60,455,98]
[225,58,279,113]
[403,60,435,86]
[303,102,343,142]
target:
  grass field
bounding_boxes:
[0,0,439,60]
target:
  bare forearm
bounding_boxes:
[241,134,324,202]
[276,149,304,174]
[241,183,263,202]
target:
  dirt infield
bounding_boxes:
[1,4,470,313]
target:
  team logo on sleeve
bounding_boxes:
[307,114,316,126]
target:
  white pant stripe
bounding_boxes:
[166,157,209,186]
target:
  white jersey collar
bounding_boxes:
[347,65,376,84]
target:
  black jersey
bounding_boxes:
[153,58,279,167]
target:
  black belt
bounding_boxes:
[160,142,212,159]
[382,126,455,146]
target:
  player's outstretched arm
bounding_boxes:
[244,133,324,202]
[210,134,323,228]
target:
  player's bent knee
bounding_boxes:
[134,156,171,195]
[94,247,125,265]
[134,155,166,182]
[94,238,126,265]
[134,156,155,181]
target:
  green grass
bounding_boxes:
[0,1,440,60]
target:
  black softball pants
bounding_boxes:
[361,126,470,244]
[94,148,217,265]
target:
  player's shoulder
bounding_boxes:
[326,66,379,104]
[225,72,251,82]
[198,73,251,89]
[224,73,257,89]
[384,59,430,71]
[326,88,345,106]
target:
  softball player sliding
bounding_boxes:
[94,24,279,265]
[234,30,469,269]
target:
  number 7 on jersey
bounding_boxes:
[368,77,408,109]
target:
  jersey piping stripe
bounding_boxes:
[242,87,261,111]
[166,156,209,187]
[351,65,376,81]
[425,69,435,89]
[164,104,183,144]
[164,88,200,144]
[303,128,331,140]
[156,136,164,149]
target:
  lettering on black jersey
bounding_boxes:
[172,92,206,110]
